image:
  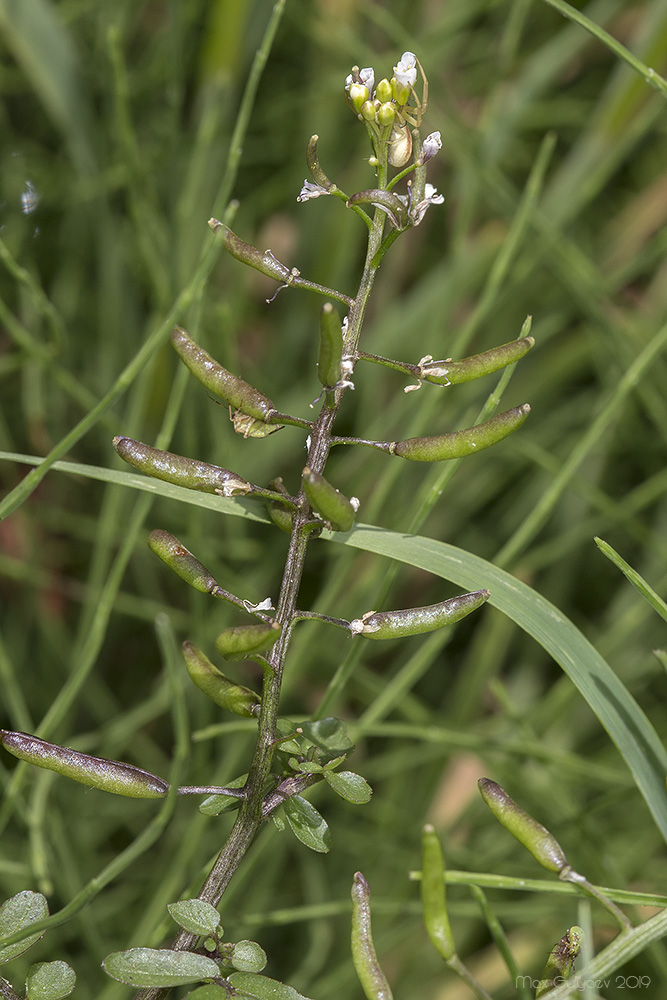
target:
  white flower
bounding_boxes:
[419,131,442,163]
[345,66,375,96]
[297,180,330,202]
[393,51,417,89]
[409,183,444,226]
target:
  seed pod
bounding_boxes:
[113,437,252,497]
[536,926,583,997]
[392,405,530,461]
[346,189,409,230]
[0,730,168,799]
[350,590,489,639]
[421,825,455,961]
[148,530,218,593]
[306,135,335,191]
[318,303,344,393]
[215,621,282,661]
[265,477,293,534]
[170,326,277,423]
[478,778,569,875]
[421,336,535,387]
[302,467,357,533]
[181,642,261,717]
[350,872,393,1000]
[209,220,292,282]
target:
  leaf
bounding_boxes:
[102,948,220,987]
[299,718,354,759]
[283,795,331,853]
[185,988,228,1000]
[228,971,315,1000]
[167,900,221,938]
[0,891,49,965]
[25,961,76,999]
[230,940,267,973]
[595,537,667,624]
[323,770,372,804]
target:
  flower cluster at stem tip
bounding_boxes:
[298,51,444,229]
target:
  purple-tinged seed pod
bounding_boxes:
[209,220,292,282]
[422,336,535,387]
[478,778,569,875]
[391,405,530,461]
[182,642,261,717]
[302,466,356,533]
[350,590,489,639]
[113,437,252,496]
[171,326,277,423]
[0,730,169,799]
[350,872,393,1000]
[148,530,218,594]
[215,621,282,662]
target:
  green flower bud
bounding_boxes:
[0,730,168,799]
[391,405,530,461]
[377,103,396,127]
[113,437,252,496]
[349,83,370,112]
[421,825,455,961]
[478,778,570,875]
[375,78,393,103]
[350,590,489,639]
[317,303,344,393]
[351,872,393,1000]
[147,530,218,594]
[536,926,583,997]
[209,221,291,282]
[422,336,535,387]
[171,326,278,424]
[182,642,261,717]
[360,100,378,122]
[391,77,411,107]
[215,621,282,661]
[302,466,357,533]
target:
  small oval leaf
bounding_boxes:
[167,900,221,938]
[102,948,219,986]
[283,796,331,853]
[230,940,267,973]
[25,961,76,1000]
[228,972,315,1000]
[323,770,372,804]
[185,987,228,1000]
[0,891,49,965]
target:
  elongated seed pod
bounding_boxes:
[113,437,252,496]
[302,467,356,533]
[392,405,530,461]
[215,621,282,661]
[265,477,293,534]
[421,825,455,960]
[422,337,535,387]
[478,779,569,874]
[148,530,218,593]
[209,220,292,282]
[350,590,489,639]
[182,642,261,717]
[306,135,335,190]
[170,326,277,423]
[536,926,583,997]
[346,189,409,229]
[0,730,169,798]
[318,303,344,392]
[350,872,393,1000]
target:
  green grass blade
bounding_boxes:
[595,536,667,624]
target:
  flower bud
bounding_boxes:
[302,467,357,533]
[317,303,344,394]
[0,730,168,798]
[147,530,218,593]
[349,83,369,112]
[209,221,291,282]
[360,100,379,122]
[423,336,535,387]
[113,437,252,496]
[391,77,411,107]
[391,405,530,461]
[351,873,393,1000]
[377,103,396,127]
[478,778,570,875]
[421,825,455,960]
[350,590,488,639]
[181,642,261,717]
[171,326,278,424]
[375,78,393,103]
[215,621,282,661]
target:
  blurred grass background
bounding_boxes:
[1,0,667,997]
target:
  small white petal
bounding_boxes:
[420,131,442,162]
[394,52,417,88]
[297,180,330,202]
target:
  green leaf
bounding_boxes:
[0,891,49,965]
[167,900,221,938]
[288,758,323,774]
[283,795,331,853]
[102,948,220,986]
[25,961,76,1000]
[299,718,354,759]
[228,971,315,1000]
[185,988,228,1000]
[595,537,667,624]
[199,775,247,816]
[230,940,267,973]
[323,770,372,804]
